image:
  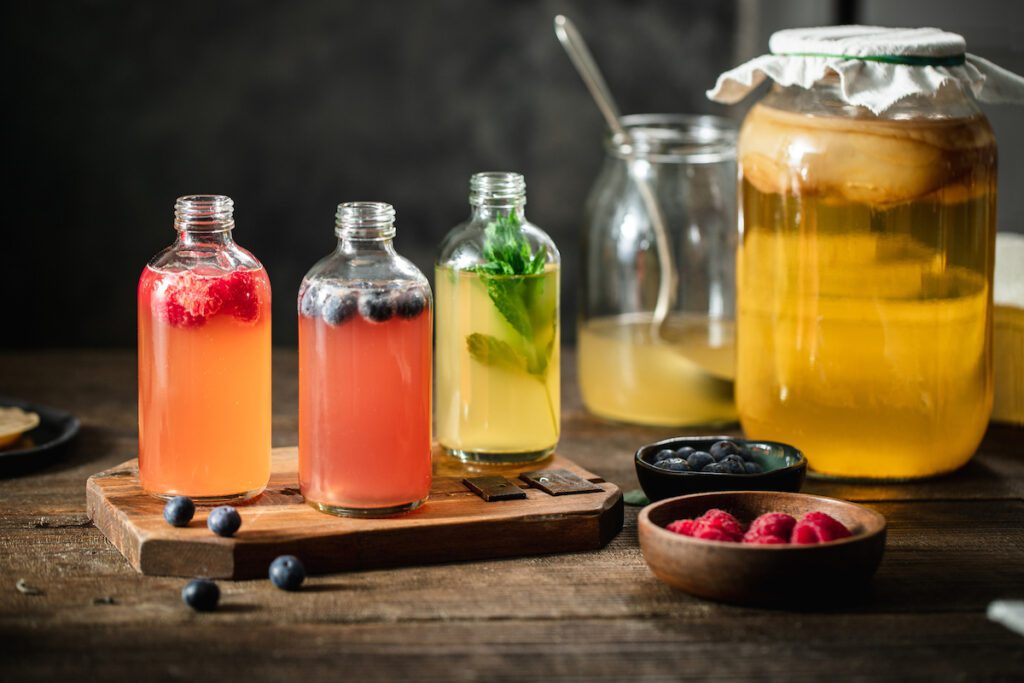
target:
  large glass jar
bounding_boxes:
[580,115,738,427]
[436,172,560,464]
[736,81,997,479]
[298,202,432,516]
[138,195,272,502]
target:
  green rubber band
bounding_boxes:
[776,52,966,67]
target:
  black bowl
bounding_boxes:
[635,436,806,502]
[0,396,80,475]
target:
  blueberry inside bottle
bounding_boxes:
[298,202,433,516]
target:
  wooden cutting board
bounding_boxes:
[86,446,624,579]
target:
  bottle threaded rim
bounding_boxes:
[335,202,396,238]
[469,172,527,206]
[174,194,235,231]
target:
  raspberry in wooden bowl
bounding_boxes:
[637,491,886,606]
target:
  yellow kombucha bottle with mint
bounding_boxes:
[435,172,560,464]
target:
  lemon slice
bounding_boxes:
[0,407,40,449]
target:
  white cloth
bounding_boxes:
[988,600,1024,638]
[707,26,1024,115]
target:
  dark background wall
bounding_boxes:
[4,0,1022,348]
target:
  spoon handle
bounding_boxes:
[554,15,627,138]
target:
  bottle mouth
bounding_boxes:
[469,172,527,207]
[608,114,737,163]
[335,202,396,239]
[175,195,235,232]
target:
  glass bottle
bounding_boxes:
[298,202,432,516]
[138,195,272,501]
[736,80,997,479]
[436,172,560,464]
[580,114,738,427]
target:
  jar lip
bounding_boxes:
[608,114,737,163]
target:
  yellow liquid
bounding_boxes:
[435,266,559,461]
[578,314,737,427]
[737,104,996,480]
[993,304,1024,425]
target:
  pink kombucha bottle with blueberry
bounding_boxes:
[298,202,432,516]
[138,195,271,502]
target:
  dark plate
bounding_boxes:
[0,396,80,475]
[635,435,806,502]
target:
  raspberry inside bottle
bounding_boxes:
[138,195,271,502]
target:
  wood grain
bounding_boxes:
[86,448,623,579]
[2,350,1023,682]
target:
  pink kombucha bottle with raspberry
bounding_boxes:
[298,202,432,516]
[138,195,271,502]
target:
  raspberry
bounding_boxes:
[666,519,696,536]
[210,271,260,322]
[747,512,797,541]
[696,509,745,540]
[742,531,789,545]
[165,300,204,328]
[690,525,740,542]
[792,511,852,544]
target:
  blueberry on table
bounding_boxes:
[743,461,764,474]
[687,451,714,470]
[269,555,306,591]
[182,579,220,612]
[395,288,427,319]
[710,440,743,461]
[653,449,676,463]
[163,496,195,527]
[322,292,358,326]
[207,506,242,537]
[359,291,395,322]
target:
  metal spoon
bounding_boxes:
[554,15,676,333]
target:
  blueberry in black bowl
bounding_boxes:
[634,436,807,502]
[687,451,714,470]
[656,457,689,472]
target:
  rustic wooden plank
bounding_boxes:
[4,614,1023,682]
[3,501,1021,626]
[85,447,623,579]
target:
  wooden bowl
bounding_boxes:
[638,491,887,606]
[635,436,806,502]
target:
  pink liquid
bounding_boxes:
[298,290,432,513]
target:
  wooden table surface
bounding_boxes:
[2,350,1023,682]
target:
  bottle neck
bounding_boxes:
[468,172,528,224]
[335,236,396,255]
[176,229,235,248]
[173,195,237,248]
[470,200,527,223]
[334,201,398,255]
